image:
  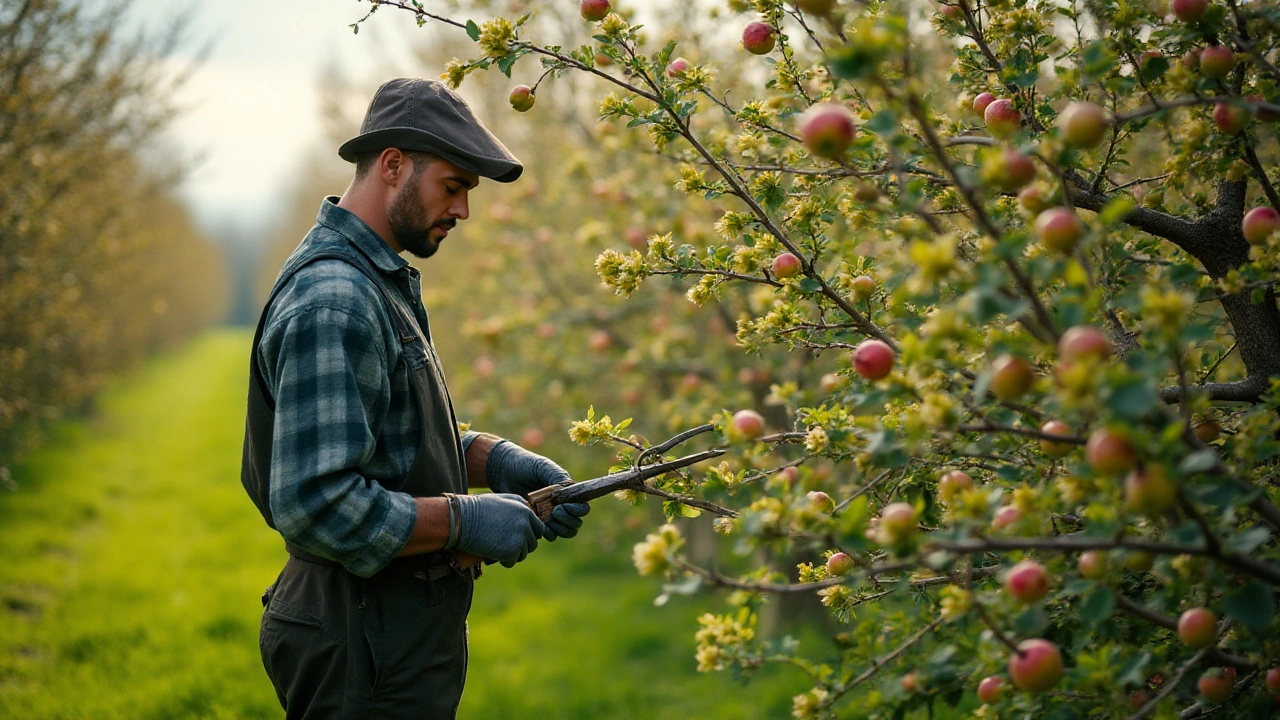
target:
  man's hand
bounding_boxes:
[452,493,545,568]
[486,442,591,541]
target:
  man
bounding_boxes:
[241,78,590,719]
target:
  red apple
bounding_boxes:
[508,85,535,112]
[986,149,1037,192]
[826,551,855,575]
[901,672,920,692]
[742,21,776,54]
[853,339,895,380]
[1004,560,1050,603]
[993,504,1021,530]
[1243,206,1280,245]
[1058,326,1112,363]
[851,275,877,300]
[940,4,964,21]
[777,466,800,487]
[808,490,836,512]
[665,57,691,77]
[1018,186,1050,215]
[1034,207,1085,253]
[973,92,997,116]
[1086,429,1138,476]
[1171,0,1207,21]
[879,502,918,541]
[1198,667,1236,704]
[1078,551,1108,579]
[1008,639,1064,693]
[990,354,1035,401]
[938,470,974,504]
[580,0,611,21]
[728,409,766,442]
[1199,45,1234,79]
[977,675,1004,704]
[519,427,545,449]
[772,252,803,278]
[1265,667,1280,694]
[984,98,1022,138]
[1040,420,1074,456]
[1058,101,1108,148]
[1213,102,1249,135]
[587,329,613,353]
[1178,607,1218,648]
[819,373,843,393]
[1125,464,1177,515]
[799,102,857,159]
[1193,419,1221,442]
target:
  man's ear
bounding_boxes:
[379,148,405,187]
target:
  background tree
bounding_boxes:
[0,0,228,476]
[345,0,1280,716]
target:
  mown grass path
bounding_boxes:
[0,329,797,718]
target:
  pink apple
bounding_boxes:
[853,339,894,380]
[772,252,803,278]
[992,504,1021,530]
[851,275,877,300]
[826,551,855,575]
[1199,45,1234,78]
[901,672,920,692]
[984,98,1022,138]
[819,373,843,394]
[587,329,613,353]
[1171,0,1207,21]
[1086,429,1137,476]
[1058,325,1112,363]
[986,149,1036,192]
[1017,186,1050,215]
[1058,101,1108,148]
[728,409,766,442]
[879,502,918,541]
[799,102,857,159]
[1243,206,1280,245]
[1078,551,1108,579]
[973,92,997,115]
[1213,102,1249,135]
[1008,639,1064,693]
[808,490,836,512]
[990,354,1035,401]
[1034,207,1085,253]
[937,470,974,504]
[1039,420,1074,456]
[665,57,691,77]
[508,85,535,112]
[1198,667,1236,704]
[742,21,776,55]
[1266,668,1280,694]
[1125,464,1177,514]
[580,0,611,21]
[1004,560,1050,603]
[1178,607,1218,648]
[977,675,1004,704]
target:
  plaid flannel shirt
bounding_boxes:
[257,197,470,577]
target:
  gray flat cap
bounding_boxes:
[339,78,523,183]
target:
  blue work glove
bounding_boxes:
[453,493,545,568]
[486,441,591,541]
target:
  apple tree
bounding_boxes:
[362,0,1280,716]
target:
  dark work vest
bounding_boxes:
[241,243,468,563]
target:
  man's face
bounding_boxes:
[387,156,479,259]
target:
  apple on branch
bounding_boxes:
[853,339,894,380]
[726,409,765,443]
[983,98,1021,138]
[1085,428,1138,476]
[1242,206,1280,245]
[1033,207,1085,254]
[1004,560,1050,603]
[772,252,802,279]
[741,21,776,55]
[508,85,535,112]
[1199,45,1234,79]
[977,675,1004,704]
[799,102,857,159]
[1039,420,1074,456]
[1198,667,1236,704]
[1177,607,1218,648]
[580,0,611,22]
[1008,639,1064,693]
[1057,101,1109,149]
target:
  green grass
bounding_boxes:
[0,328,806,719]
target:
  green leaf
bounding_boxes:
[1013,606,1049,637]
[866,110,898,136]
[465,19,480,41]
[798,277,821,293]
[1099,197,1136,226]
[1179,449,1220,475]
[1078,585,1115,629]
[1226,526,1271,554]
[1224,579,1275,634]
[1108,377,1157,420]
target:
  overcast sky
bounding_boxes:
[131,0,420,236]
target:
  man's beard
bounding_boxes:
[387,182,454,259]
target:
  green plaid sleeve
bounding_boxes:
[260,288,417,578]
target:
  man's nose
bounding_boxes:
[452,194,470,221]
